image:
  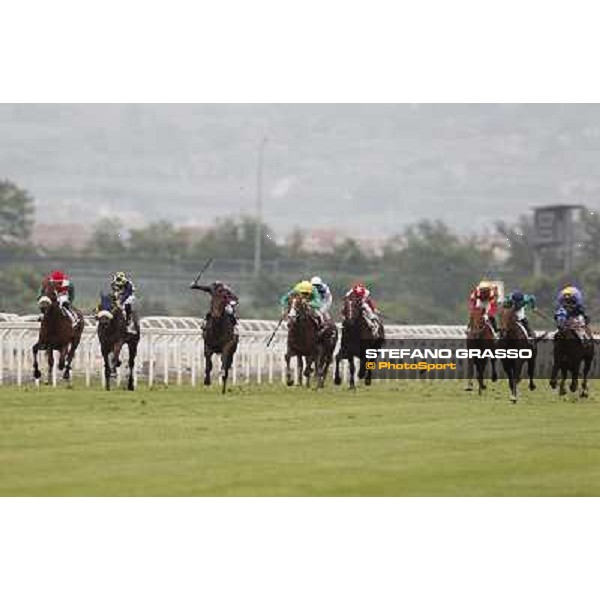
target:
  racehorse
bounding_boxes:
[334,293,385,389]
[465,306,498,395]
[284,294,320,387]
[202,288,238,394]
[498,306,538,403]
[549,318,594,398]
[96,293,140,391]
[32,279,84,384]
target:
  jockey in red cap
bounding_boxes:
[38,269,79,325]
[344,282,379,334]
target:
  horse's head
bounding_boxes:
[498,306,519,338]
[96,294,119,330]
[287,293,310,322]
[38,279,58,314]
[468,306,487,330]
[342,293,363,323]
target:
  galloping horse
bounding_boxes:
[465,306,498,395]
[550,318,594,398]
[202,289,238,394]
[334,293,385,389]
[32,278,84,384]
[96,293,140,391]
[498,306,537,403]
[284,293,320,387]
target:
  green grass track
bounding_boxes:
[1,381,600,496]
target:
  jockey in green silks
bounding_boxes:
[279,280,324,327]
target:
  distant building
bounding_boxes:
[32,223,93,251]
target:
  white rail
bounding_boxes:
[1,315,565,387]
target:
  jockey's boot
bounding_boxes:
[61,303,79,326]
[125,304,137,334]
[521,317,534,339]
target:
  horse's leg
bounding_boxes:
[465,357,474,391]
[32,342,42,381]
[204,350,213,386]
[285,352,294,386]
[102,348,112,391]
[570,362,580,394]
[302,356,312,388]
[527,355,536,391]
[221,347,235,394]
[333,352,343,385]
[57,345,67,371]
[476,359,486,395]
[503,360,517,403]
[296,355,303,387]
[127,340,138,391]
[348,356,356,390]
[46,349,54,386]
[549,358,559,389]
[581,355,592,398]
[63,334,82,381]
[559,365,568,397]
[490,358,498,383]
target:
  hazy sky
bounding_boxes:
[2,103,600,237]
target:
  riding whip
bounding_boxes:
[266,315,285,347]
[191,258,214,287]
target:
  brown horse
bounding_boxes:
[334,294,385,389]
[202,290,238,394]
[465,306,498,395]
[284,294,320,387]
[498,307,537,403]
[32,280,84,384]
[97,293,140,391]
[549,318,594,398]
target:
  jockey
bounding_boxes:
[191,280,239,334]
[311,276,333,320]
[344,282,379,334]
[468,280,499,332]
[39,269,79,325]
[110,272,137,332]
[503,289,536,338]
[279,280,323,326]
[554,285,589,329]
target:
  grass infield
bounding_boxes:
[1,381,599,496]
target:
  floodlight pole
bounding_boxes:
[254,136,268,278]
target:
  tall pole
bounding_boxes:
[254,136,268,277]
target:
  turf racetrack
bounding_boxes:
[1,381,600,496]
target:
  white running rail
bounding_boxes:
[0,314,470,387]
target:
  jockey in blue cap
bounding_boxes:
[554,285,589,329]
[503,289,536,338]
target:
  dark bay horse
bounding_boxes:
[284,294,320,387]
[498,307,537,403]
[33,280,84,384]
[465,306,498,395]
[549,318,594,398]
[202,290,238,394]
[334,294,385,389]
[97,293,140,391]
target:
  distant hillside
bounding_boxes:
[2,104,600,235]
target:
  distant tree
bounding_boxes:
[0,266,43,313]
[128,220,187,260]
[398,220,494,309]
[0,179,35,249]
[285,227,306,259]
[495,216,536,276]
[580,211,600,262]
[189,216,280,260]
[86,217,128,255]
